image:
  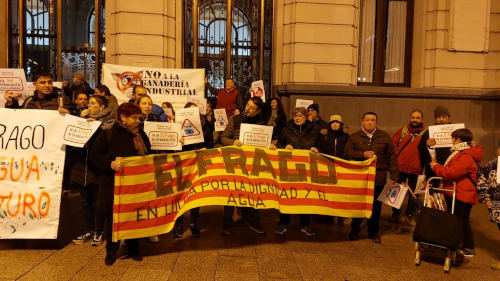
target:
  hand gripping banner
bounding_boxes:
[113,146,376,241]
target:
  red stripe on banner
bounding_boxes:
[116,182,156,194]
[160,157,198,170]
[121,164,154,176]
[113,213,178,232]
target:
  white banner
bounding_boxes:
[250,80,266,102]
[377,182,408,209]
[295,99,313,109]
[144,121,182,151]
[0,69,30,108]
[102,63,205,109]
[428,123,465,148]
[239,123,273,148]
[0,109,65,239]
[62,115,101,148]
[175,107,204,145]
[214,108,228,132]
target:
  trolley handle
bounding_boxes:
[425,177,457,214]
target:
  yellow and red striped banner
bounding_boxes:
[113,145,376,241]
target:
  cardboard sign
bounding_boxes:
[144,121,182,150]
[214,108,228,132]
[175,107,204,145]
[250,80,265,102]
[239,123,274,148]
[62,115,101,148]
[186,96,207,115]
[377,182,408,209]
[0,68,29,108]
[295,99,313,109]
[428,123,465,148]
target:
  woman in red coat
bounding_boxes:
[431,128,483,257]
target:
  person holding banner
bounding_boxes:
[220,97,269,235]
[21,72,71,113]
[275,107,320,236]
[477,141,500,269]
[345,112,399,243]
[430,128,483,258]
[129,85,167,122]
[307,104,328,131]
[90,103,151,265]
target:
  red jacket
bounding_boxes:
[392,126,426,174]
[432,145,483,205]
[216,88,240,117]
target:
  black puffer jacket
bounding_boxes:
[316,128,349,159]
[22,89,71,110]
[90,122,151,212]
[278,120,319,149]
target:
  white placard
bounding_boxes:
[102,63,205,109]
[497,156,500,185]
[415,174,427,194]
[175,107,204,145]
[295,99,313,109]
[0,69,29,108]
[377,182,408,209]
[250,80,266,102]
[62,115,101,148]
[0,109,65,239]
[144,121,182,150]
[214,108,228,132]
[428,123,465,148]
[187,96,207,115]
[239,123,274,148]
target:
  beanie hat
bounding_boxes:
[307,104,319,113]
[434,105,450,118]
[329,114,343,124]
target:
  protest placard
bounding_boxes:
[102,63,205,109]
[415,174,427,194]
[0,69,29,108]
[186,96,207,115]
[62,115,101,148]
[214,108,228,131]
[428,123,465,148]
[0,109,65,239]
[377,182,408,209]
[239,123,273,148]
[175,107,204,145]
[295,98,313,109]
[250,80,265,102]
[144,121,182,150]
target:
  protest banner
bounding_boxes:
[239,123,273,148]
[175,107,204,145]
[112,146,376,241]
[295,99,313,109]
[62,115,101,148]
[428,123,465,148]
[186,96,207,115]
[250,80,265,102]
[102,63,205,109]
[377,182,408,209]
[0,109,65,239]
[214,108,228,132]
[144,121,182,151]
[0,69,30,108]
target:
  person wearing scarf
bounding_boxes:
[389,109,427,225]
[81,95,114,122]
[431,128,483,258]
[90,103,150,266]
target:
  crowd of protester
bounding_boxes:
[3,73,499,270]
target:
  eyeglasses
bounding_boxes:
[293,114,305,118]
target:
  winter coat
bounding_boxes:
[477,158,500,223]
[90,122,151,213]
[105,95,119,119]
[310,117,329,132]
[214,88,243,117]
[431,145,483,205]
[392,126,427,174]
[22,89,71,110]
[220,114,266,146]
[278,120,319,150]
[344,129,399,186]
[316,128,349,159]
[418,129,451,178]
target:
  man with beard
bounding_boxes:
[220,97,274,235]
[389,109,427,225]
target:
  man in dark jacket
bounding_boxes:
[389,109,427,225]
[21,72,71,112]
[64,73,94,102]
[307,104,328,131]
[220,97,268,235]
[344,112,399,243]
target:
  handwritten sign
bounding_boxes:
[144,121,182,150]
[295,99,313,109]
[250,80,265,102]
[239,123,273,148]
[377,182,408,209]
[428,123,465,148]
[0,69,29,108]
[214,108,228,132]
[175,107,204,145]
[62,115,101,148]
[0,109,65,239]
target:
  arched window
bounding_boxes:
[88,10,95,47]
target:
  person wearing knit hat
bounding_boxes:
[434,105,450,120]
[307,103,328,131]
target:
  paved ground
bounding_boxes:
[1,194,499,281]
